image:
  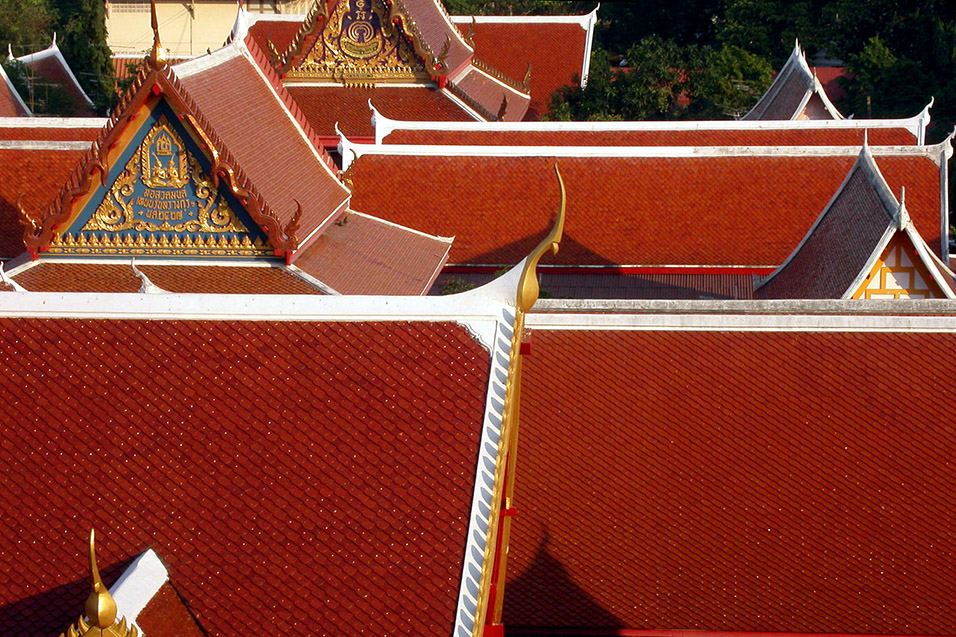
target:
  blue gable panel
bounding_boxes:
[48,100,276,260]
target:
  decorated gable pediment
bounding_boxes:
[46,102,273,259]
[851,233,949,299]
[286,0,431,84]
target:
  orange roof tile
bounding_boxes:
[454,20,588,119]
[0,317,490,635]
[450,66,530,121]
[11,263,323,294]
[508,327,956,633]
[287,85,472,140]
[0,124,99,142]
[0,65,29,117]
[292,210,450,294]
[346,152,944,267]
[247,18,302,60]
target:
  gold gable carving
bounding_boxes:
[287,0,429,84]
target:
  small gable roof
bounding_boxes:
[15,37,96,116]
[743,40,843,120]
[0,63,30,117]
[757,144,956,299]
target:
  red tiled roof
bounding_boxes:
[346,153,943,267]
[455,20,587,119]
[0,66,29,117]
[20,50,95,117]
[0,318,490,635]
[0,126,99,142]
[175,44,349,244]
[287,85,472,139]
[292,210,450,295]
[247,19,302,61]
[401,0,472,75]
[758,154,893,299]
[136,583,204,637]
[11,263,323,294]
[451,66,530,121]
[384,127,917,146]
[815,66,848,103]
[0,147,87,258]
[508,328,956,633]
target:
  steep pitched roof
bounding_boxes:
[0,63,30,117]
[450,11,597,119]
[342,144,949,268]
[508,310,956,634]
[15,37,96,116]
[743,40,843,121]
[0,281,532,635]
[757,145,956,299]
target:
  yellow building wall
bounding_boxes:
[106,1,312,57]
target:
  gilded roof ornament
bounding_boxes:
[147,0,168,70]
[516,164,565,312]
[60,530,139,637]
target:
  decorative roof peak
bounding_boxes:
[517,164,565,312]
[148,0,168,70]
[59,530,139,637]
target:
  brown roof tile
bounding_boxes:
[400,0,473,75]
[451,66,530,121]
[293,210,449,294]
[507,328,956,633]
[0,66,29,117]
[346,153,943,267]
[19,48,96,117]
[0,318,490,635]
[135,583,205,637]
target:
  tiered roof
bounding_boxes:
[507,307,956,634]
[341,141,950,270]
[13,36,96,117]
[757,144,956,299]
[744,40,843,120]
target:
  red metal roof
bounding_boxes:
[383,127,917,146]
[11,263,323,294]
[287,85,472,140]
[346,153,943,267]
[507,327,956,633]
[292,210,450,295]
[0,317,490,635]
[175,44,350,246]
[454,20,588,119]
[0,147,87,258]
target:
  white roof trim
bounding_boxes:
[17,41,94,107]
[0,140,91,150]
[110,549,169,634]
[527,308,956,331]
[458,64,530,100]
[842,225,897,299]
[372,109,927,139]
[905,221,956,299]
[0,116,105,127]
[450,11,595,27]
[343,137,950,162]
[810,72,845,120]
[0,63,31,116]
[580,5,598,87]
[284,263,341,295]
[347,208,454,243]
[229,4,252,43]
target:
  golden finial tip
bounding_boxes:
[515,164,565,312]
[85,529,118,628]
[147,0,168,70]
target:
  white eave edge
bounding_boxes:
[0,63,31,116]
[110,549,169,636]
[17,39,95,107]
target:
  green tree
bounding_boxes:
[49,0,115,114]
[0,0,55,54]
[685,45,773,118]
[2,58,75,116]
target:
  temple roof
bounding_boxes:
[0,280,533,635]
[0,64,30,117]
[14,37,96,117]
[450,11,596,119]
[342,143,949,268]
[507,309,956,633]
[743,40,843,121]
[757,144,956,299]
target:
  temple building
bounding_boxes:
[0,1,955,636]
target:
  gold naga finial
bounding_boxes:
[60,530,139,637]
[516,164,565,312]
[147,0,168,70]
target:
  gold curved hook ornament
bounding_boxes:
[147,0,168,70]
[516,164,565,312]
[86,529,118,628]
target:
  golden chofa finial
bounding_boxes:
[147,0,168,70]
[516,164,565,312]
[60,530,139,637]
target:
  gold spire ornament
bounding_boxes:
[147,0,168,70]
[60,530,139,637]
